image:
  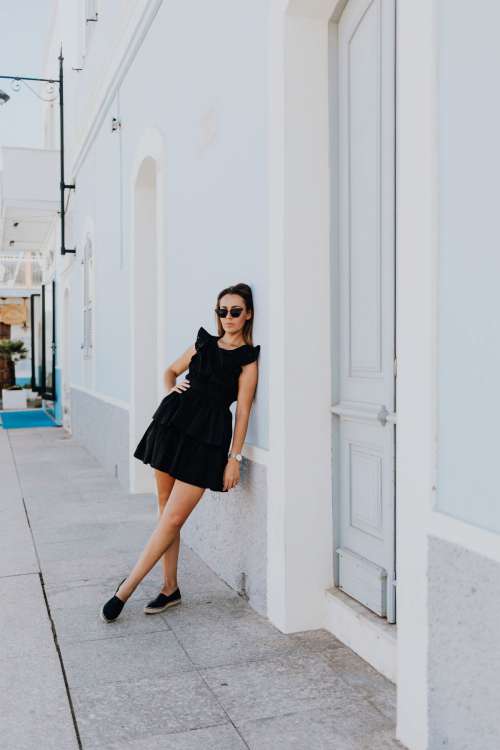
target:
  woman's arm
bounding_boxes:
[223,361,259,490]
[162,343,196,393]
[230,360,259,454]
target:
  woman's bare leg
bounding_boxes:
[116,479,205,601]
[153,468,180,595]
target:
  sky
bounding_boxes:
[0,1,54,150]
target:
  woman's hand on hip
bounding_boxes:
[168,379,191,395]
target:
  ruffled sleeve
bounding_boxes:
[239,344,261,366]
[195,325,212,351]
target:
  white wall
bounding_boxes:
[436,0,500,534]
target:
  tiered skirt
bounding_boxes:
[133,389,232,493]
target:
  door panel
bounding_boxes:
[332,0,396,621]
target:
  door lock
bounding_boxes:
[377,405,397,426]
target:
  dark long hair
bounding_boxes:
[214,283,256,345]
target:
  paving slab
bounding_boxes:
[50,593,174,644]
[160,595,316,668]
[237,706,402,750]
[0,574,54,659]
[85,723,248,750]
[0,652,79,750]
[0,431,39,576]
[287,627,349,655]
[71,671,229,747]
[61,629,195,689]
[199,651,362,725]
[0,503,39,577]
[320,647,397,722]
[41,550,144,586]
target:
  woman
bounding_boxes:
[100,283,260,622]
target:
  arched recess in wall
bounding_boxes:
[129,128,166,494]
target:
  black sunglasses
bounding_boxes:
[215,306,244,318]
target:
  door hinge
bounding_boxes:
[393,356,398,378]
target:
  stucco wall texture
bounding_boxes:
[70,389,130,491]
[427,535,500,749]
[182,457,267,617]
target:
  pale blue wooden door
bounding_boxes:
[331,0,397,622]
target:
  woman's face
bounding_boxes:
[218,294,251,333]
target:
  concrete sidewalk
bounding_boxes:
[0,425,403,749]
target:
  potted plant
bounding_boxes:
[0,340,29,409]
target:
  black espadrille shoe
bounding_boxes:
[100,577,128,623]
[143,586,181,614]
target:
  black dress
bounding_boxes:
[133,325,261,492]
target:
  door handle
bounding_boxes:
[377,404,397,426]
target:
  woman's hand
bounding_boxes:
[168,378,191,395]
[223,458,240,491]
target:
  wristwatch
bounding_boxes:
[228,451,242,462]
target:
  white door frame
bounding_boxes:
[267,0,339,634]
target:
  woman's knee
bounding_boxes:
[165,511,186,530]
[160,482,205,529]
